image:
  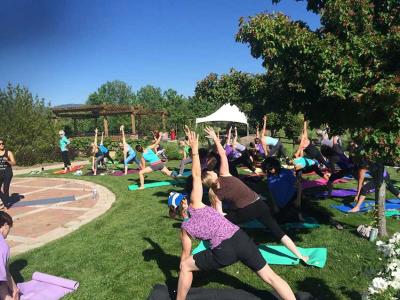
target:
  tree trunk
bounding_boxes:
[374,163,388,238]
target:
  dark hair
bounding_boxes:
[184,136,189,141]
[198,148,208,159]
[0,212,13,227]
[135,145,144,152]
[249,142,255,148]
[262,157,281,174]
[254,138,260,143]
[320,145,335,158]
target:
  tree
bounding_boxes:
[0,84,57,165]
[237,0,400,236]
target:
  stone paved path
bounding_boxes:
[6,177,115,255]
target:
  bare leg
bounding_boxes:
[349,195,366,212]
[139,167,153,189]
[0,283,12,300]
[161,167,173,177]
[177,256,199,300]
[256,264,296,300]
[280,235,308,262]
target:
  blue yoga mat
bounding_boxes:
[387,198,400,204]
[11,196,76,207]
[332,201,400,213]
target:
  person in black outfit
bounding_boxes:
[0,139,16,209]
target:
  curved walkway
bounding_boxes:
[6,177,115,255]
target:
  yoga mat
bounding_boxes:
[240,217,319,230]
[192,241,327,268]
[128,181,174,191]
[112,169,140,176]
[181,170,192,177]
[53,165,82,175]
[10,196,75,208]
[17,271,79,300]
[332,201,400,213]
[314,188,358,198]
[386,210,400,217]
[387,198,400,204]
[301,178,348,189]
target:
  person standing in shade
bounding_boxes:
[0,140,15,209]
[58,130,71,172]
[0,211,19,300]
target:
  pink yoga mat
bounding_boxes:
[302,178,348,189]
[112,169,139,176]
[18,272,79,300]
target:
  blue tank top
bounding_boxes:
[99,145,108,154]
[126,144,135,156]
[143,148,160,164]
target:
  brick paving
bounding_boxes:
[5,178,115,256]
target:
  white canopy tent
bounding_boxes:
[195,103,249,136]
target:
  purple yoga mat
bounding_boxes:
[112,169,139,176]
[315,188,358,198]
[302,178,349,189]
[18,272,79,300]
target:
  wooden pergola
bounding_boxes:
[52,104,168,137]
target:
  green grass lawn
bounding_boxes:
[12,162,400,300]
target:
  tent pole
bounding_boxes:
[247,124,249,137]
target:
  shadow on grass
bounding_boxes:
[9,259,27,283]
[296,277,338,300]
[142,237,281,299]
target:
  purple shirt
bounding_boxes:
[0,235,9,281]
[181,206,239,249]
[257,143,265,155]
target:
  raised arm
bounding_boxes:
[303,121,308,140]
[204,126,230,176]
[94,128,98,146]
[255,124,260,138]
[148,133,162,149]
[226,127,232,145]
[261,115,267,137]
[120,125,127,163]
[233,127,238,148]
[184,126,202,207]
[100,132,104,145]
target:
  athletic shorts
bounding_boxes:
[193,229,266,272]
[150,162,165,171]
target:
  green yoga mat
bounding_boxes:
[192,241,327,268]
[240,217,320,230]
[128,181,175,191]
[385,210,400,217]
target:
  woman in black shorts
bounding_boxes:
[0,139,16,209]
[177,126,296,300]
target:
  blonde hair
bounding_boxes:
[201,170,219,208]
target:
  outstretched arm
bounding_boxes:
[148,133,162,149]
[261,115,267,137]
[100,132,104,145]
[255,124,260,138]
[226,127,232,145]
[184,126,202,207]
[120,125,127,163]
[303,121,308,140]
[233,127,238,148]
[205,126,230,176]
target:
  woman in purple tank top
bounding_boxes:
[176,126,296,300]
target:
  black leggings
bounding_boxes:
[296,164,325,179]
[61,151,71,168]
[361,172,399,196]
[267,141,287,158]
[0,170,13,205]
[225,199,285,241]
[232,150,256,173]
[104,152,114,164]
[304,144,329,169]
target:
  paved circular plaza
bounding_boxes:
[5,177,115,255]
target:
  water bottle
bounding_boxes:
[92,187,98,200]
[369,228,378,242]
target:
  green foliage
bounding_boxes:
[0,84,58,165]
[236,0,400,163]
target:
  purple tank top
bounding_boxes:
[257,143,265,154]
[181,206,239,249]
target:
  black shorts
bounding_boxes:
[193,229,266,272]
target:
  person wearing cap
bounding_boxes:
[58,130,71,172]
[168,192,189,219]
[177,126,296,300]
[0,211,19,300]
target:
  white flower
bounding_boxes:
[376,240,384,246]
[389,279,400,289]
[371,277,389,291]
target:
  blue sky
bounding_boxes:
[0,0,320,105]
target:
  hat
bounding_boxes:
[168,192,187,208]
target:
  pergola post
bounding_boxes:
[130,113,136,135]
[73,118,77,134]
[162,112,166,131]
[138,115,142,135]
[103,116,109,137]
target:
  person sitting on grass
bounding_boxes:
[135,132,175,190]
[177,126,297,300]
[201,126,307,263]
[350,161,400,213]
[119,126,141,176]
[0,211,19,300]
[262,157,304,223]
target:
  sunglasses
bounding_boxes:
[0,143,4,145]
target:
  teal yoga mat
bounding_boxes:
[128,181,174,191]
[240,217,319,230]
[192,241,327,268]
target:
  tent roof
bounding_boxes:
[195,104,248,125]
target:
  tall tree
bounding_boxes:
[237,0,400,236]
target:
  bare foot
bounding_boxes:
[349,206,360,213]
[138,186,145,190]
[301,256,309,263]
